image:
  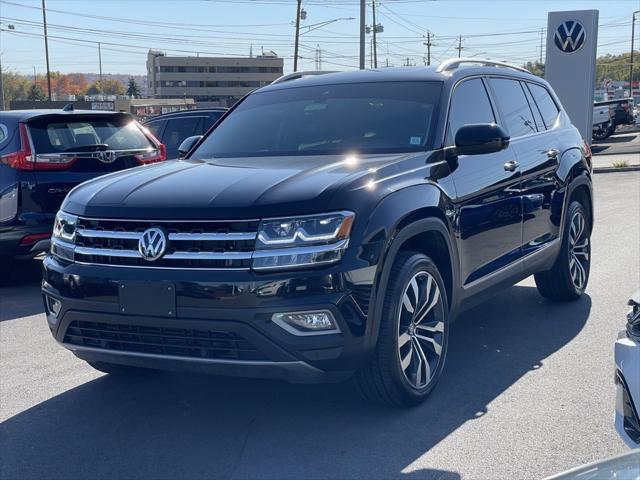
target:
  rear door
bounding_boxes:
[494,79,563,256]
[27,114,161,213]
[447,78,524,286]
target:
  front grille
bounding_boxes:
[73,217,259,269]
[64,320,267,361]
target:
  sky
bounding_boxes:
[0,0,637,76]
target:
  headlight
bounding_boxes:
[51,211,77,261]
[252,211,354,270]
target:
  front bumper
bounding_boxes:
[42,254,377,383]
[614,334,640,448]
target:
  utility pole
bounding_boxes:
[630,11,639,98]
[359,0,365,69]
[424,31,433,66]
[98,42,103,95]
[539,28,544,64]
[41,0,52,101]
[456,35,463,58]
[293,0,302,72]
[372,0,378,68]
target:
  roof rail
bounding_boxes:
[436,58,530,74]
[271,70,338,85]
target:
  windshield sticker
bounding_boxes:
[410,136,422,145]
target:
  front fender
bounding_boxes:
[357,183,460,354]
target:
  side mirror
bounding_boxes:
[177,135,203,159]
[455,124,510,156]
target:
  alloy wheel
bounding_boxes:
[568,210,590,290]
[397,271,445,390]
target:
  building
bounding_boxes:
[146,50,284,106]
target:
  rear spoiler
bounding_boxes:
[23,111,134,123]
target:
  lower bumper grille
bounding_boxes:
[64,321,267,361]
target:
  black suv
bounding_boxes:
[143,108,227,159]
[43,60,593,406]
[0,109,166,258]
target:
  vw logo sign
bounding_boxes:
[138,227,167,261]
[554,20,586,53]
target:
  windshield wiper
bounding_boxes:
[65,144,109,152]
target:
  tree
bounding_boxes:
[86,79,125,96]
[1,71,30,106]
[522,60,545,78]
[27,83,47,101]
[126,77,141,98]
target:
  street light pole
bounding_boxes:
[98,42,103,95]
[630,11,639,98]
[359,0,365,69]
[41,0,52,101]
[293,0,302,72]
[372,0,378,68]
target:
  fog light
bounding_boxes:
[47,296,61,317]
[272,310,339,335]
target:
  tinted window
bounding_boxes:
[522,83,545,131]
[191,82,442,158]
[527,83,560,129]
[489,78,538,138]
[145,120,165,138]
[0,124,7,144]
[28,118,153,153]
[448,79,495,142]
[203,112,224,132]
[163,117,203,155]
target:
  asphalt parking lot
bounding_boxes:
[1,172,638,480]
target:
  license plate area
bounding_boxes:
[118,281,176,317]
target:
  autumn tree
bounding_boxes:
[87,79,125,96]
[1,71,30,107]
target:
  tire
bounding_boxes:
[355,252,449,407]
[534,201,591,301]
[87,361,154,376]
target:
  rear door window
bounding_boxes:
[527,83,560,130]
[521,82,545,131]
[448,78,496,144]
[29,117,153,153]
[163,117,203,155]
[488,78,538,138]
[145,119,166,139]
[203,112,225,132]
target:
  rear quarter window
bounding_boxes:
[0,124,8,144]
[527,83,560,130]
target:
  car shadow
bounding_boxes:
[0,256,45,322]
[0,285,590,480]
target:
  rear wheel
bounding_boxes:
[355,252,449,407]
[534,201,591,301]
[87,361,154,376]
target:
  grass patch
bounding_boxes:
[612,160,629,168]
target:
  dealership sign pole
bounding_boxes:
[545,10,599,144]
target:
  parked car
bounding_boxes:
[592,104,614,140]
[43,59,594,406]
[615,289,640,448]
[546,450,640,480]
[142,108,227,159]
[0,108,166,259]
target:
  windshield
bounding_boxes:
[28,116,153,154]
[190,81,442,158]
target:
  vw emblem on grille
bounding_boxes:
[138,227,167,261]
[97,151,117,164]
[554,20,586,53]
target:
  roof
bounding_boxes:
[258,64,545,93]
[0,109,130,122]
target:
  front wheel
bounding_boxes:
[534,201,591,301]
[355,252,449,407]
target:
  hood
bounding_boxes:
[62,153,425,219]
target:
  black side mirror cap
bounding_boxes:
[455,123,510,156]
[177,135,203,159]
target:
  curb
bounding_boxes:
[593,165,640,174]
[591,149,640,156]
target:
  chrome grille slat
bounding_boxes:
[70,216,259,269]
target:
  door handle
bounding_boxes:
[547,148,560,159]
[503,160,519,172]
